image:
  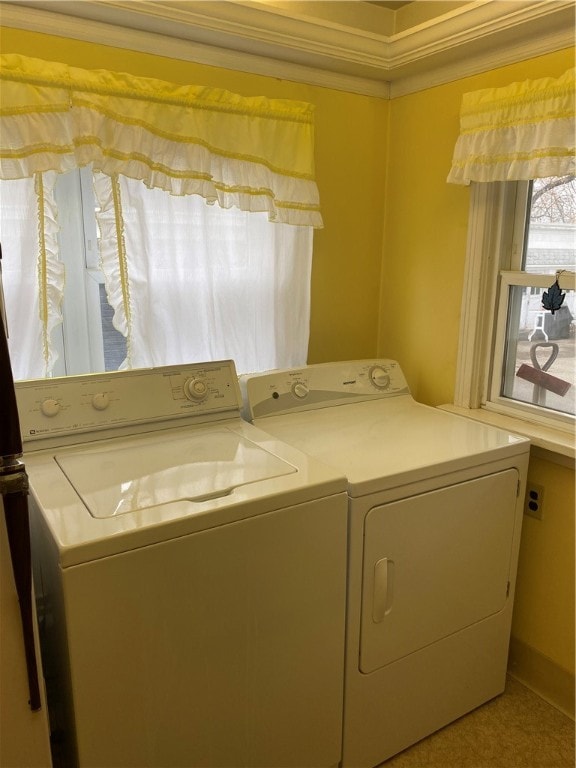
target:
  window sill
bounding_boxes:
[438,404,575,467]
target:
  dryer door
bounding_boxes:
[360,469,519,674]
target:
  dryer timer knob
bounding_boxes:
[369,366,390,390]
[292,382,309,399]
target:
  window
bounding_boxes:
[0,56,322,382]
[455,176,575,433]
[0,168,313,380]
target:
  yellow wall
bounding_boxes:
[1,23,574,689]
[513,455,575,675]
[0,26,389,365]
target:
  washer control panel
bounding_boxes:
[240,359,410,419]
[16,360,242,445]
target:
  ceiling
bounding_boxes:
[370,1,413,8]
[1,1,574,97]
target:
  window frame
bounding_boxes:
[454,180,575,435]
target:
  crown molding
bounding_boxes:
[386,1,573,64]
[390,19,575,97]
[0,3,391,97]
[1,1,574,98]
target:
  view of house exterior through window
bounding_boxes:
[501,176,575,418]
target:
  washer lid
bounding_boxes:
[55,427,296,518]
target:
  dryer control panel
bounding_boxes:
[16,360,242,446]
[240,359,410,419]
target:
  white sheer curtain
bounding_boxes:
[0,173,63,379]
[94,173,313,374]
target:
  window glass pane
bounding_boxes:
[99,283,127,371]
[502,285,575,417]
[524,176,576,274]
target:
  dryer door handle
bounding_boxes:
[372,557,394,623]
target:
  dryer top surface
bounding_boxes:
[252,396,529,497]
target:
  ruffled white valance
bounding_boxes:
[0,54,322,227]
[448,68,575,185]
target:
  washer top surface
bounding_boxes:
[17,361,346,566]
[25,419,345,566]
[55,424,296,519]
[240,360,530,497]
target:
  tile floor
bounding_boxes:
[379,676,575,768]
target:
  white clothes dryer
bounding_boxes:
[17,360,348,768]
[240,359,530,768]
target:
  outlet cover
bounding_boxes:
[525,483,544,520]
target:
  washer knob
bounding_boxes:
[292,382,309,399]
[184,378,209,401]
[369,366,390,390]
[41,398,60,417]
[92,392,110,411]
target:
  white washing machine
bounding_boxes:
[16,360,348,768]
[240,359,531,768]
